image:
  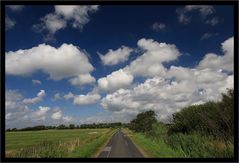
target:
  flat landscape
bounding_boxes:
[4,4,235,159]
[6,128,115,158]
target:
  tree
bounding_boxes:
[69,124,75,129]
[57,124,66,129]
[168,89,234,140]
[129,110,157,133]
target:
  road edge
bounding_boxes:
[122,128,149,158]
[93,128,117,158]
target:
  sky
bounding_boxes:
[5,5,234,128]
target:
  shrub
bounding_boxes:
[168,89,234,140]
[129,110,157,133]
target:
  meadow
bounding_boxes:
[6,128,115,158]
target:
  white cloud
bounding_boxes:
[31,106,50,121]
[6,113,13,120]
[55,5,99,29]
[22,90,46,105]
[73,93,101,105]
[98,69,133,92]
[52,93,61,101]
[36,13,67,34]
[200,33,218,40]
[64,91,100,105]
[33,5,99,39]
[32,79,42,85]
[101,36,234,122]
[198,37,234,72]
[152,22,166,31]
[6,89,74,128]
[101,72,233,122]
[69,74,96,87]
[97,38,180,92]
[6,90,23,110]
[6,43,94,81]
[125,38,180,77]
[51,108,63,120]
[64,92,75,100]
[7,5,24,11]
[177,5,215,24]
[62,116,73,122]
[98,46,133,66]
[5,16,16,30]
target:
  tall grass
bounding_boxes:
[123,127,185,158]
[165,132,234,158]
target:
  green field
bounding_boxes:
[6,128,115,158]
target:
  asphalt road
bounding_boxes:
[98,129,144,158]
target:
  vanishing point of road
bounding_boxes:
[98,129,144,158]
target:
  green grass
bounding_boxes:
[165,132,234,158]
[123,128,185,158]
[6,128,115,158]
[124,126,234,158]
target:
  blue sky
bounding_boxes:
[5,5,234,128]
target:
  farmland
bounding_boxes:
[6,128,115,158]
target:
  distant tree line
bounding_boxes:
[6,122,125,132]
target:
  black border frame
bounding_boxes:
[1,1,238,162]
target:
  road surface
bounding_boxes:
[98,129,144,158]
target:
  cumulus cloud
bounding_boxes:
[101,72,233,122]
[33,13,67,35]
[32,79,42,85]
[64,91,100,105]
[52,93,61,101]
[198,37,234,72]
[64,92,75,100]
[31,106,50,121]
[125,38,180,77]
[152,22,166,31]
[97,38,180,92]
[73,93,101,105]
[98,46,133,66]
[177,5,215,25]
[22,90,46,105]
[55,5,99,29]
[6,89,24,110]
[51,108,63,120]
[6,89,73,128]
[101,36,234,122]
[98,69,134,92]
[62,116,73,122]
[6,43,94,82]
[69,74,96,87]
[33,5,99,40]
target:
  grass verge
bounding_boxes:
[123,128,185,158]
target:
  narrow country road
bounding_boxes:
[98,128,144,158]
